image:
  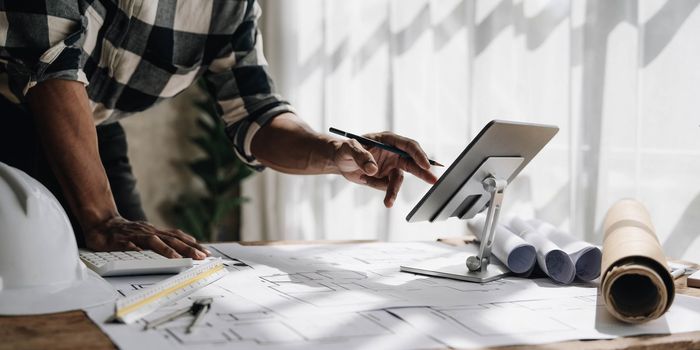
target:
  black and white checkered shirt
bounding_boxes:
[0,0,293,168]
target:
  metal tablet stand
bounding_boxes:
[400,156,523,283]
[464,175,507,280]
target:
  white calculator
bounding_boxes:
[79,250,193,277]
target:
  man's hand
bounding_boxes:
[331,132,438,208]
[251,113,438,208]
[85,216,209,259]
[27,79,208,260]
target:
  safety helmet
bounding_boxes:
[0,162,116,315]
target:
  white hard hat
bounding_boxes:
[0,162,116,315]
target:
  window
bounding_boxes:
[246,0,700,262]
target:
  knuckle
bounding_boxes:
[350,139,364,151]
[177,230,196,241]
[138,221,154,228]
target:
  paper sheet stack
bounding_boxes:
[468,214,602,284]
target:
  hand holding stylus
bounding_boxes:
[329,128,440,207]
[330,128,443,167]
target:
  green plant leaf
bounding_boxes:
[191,136,216,157]
[189,159,219,194]
[194,100,218,118]
[171,195,211,240]
[212,196,249,225]
[195,117,215,133]
[165,77,254,241]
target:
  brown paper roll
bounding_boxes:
[600,199,674,323]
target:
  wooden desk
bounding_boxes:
[2,239,699,350]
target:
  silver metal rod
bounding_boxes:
[467,176,507,272]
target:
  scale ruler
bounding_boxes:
[115,259,227,324]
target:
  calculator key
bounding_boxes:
[79,250,193,276]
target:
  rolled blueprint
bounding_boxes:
[601,199,674,324]
[527,219,602,281]
[467,214,536,274]
[506,217,576,284]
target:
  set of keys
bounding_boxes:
[144,297,213,333]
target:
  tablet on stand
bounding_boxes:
[402,120,559,283]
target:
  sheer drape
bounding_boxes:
[243,0,700,261]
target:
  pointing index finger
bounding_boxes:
[398,157,438,184]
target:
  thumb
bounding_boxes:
[342,140,378,175]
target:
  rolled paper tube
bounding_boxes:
[507,217,576,284]
[468,214,536,274]
[527,219,602,281]
[600,199,675,324]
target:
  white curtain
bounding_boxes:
[243,0,700,262]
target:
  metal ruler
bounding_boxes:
[115,258,227,324]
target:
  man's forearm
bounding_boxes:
[27,80,118,232]
[248,112,435,208]
[250,113,340,174]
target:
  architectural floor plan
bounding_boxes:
[86,242,700,349]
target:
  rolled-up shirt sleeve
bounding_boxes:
[203,0,294,170]
[0,1,87,99]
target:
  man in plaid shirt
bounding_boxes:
[0,1,437,259]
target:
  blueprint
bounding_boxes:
[389,294,700,348]
[467,214,536,273]
[87,282,443,350]
[211,242,596,317]
[527,218,602,281]
[468,214,602,283]
[85,242,700,350]
[506,216,576,283]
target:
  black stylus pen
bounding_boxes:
[329,127,444,167]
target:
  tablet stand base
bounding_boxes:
[400,254,510,283]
